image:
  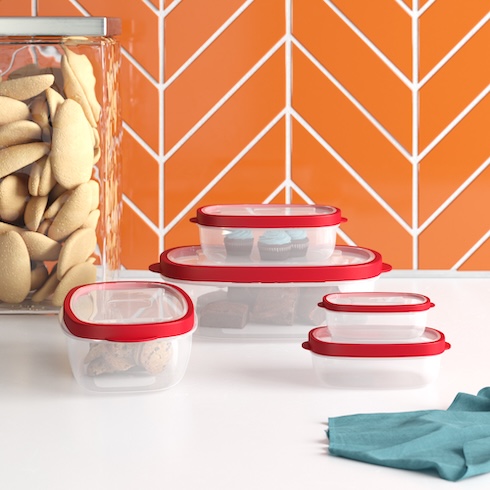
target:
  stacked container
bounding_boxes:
[302,292,451,388]
[150,204,392,340]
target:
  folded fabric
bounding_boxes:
[327,387,490,481]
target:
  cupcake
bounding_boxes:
[257,229,292,261]
[224,229,254,258]
[286,229,309,258]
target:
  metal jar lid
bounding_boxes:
[0,17,121,36]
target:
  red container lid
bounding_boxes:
[302,327,451,358]
[149,245,392,284]
[319,292,435,313]
[62,281,195,342]
[191,204,345,228]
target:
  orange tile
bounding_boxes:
[121,202,160,269]
[418,166,490,269]
[419,0,490,79]
[38,0,81,15]
[149,0,159,8]
[330,0,412,78]
[293,0,412,152]
[292,118,412,269]
[164,117,286,250]
[120,56,160,153]
[419,95,490,223]
[164,0,247,80]
[164,0,285,151]
[459,238,490,271]
[0,0,31,15]
[419,23,490,151]
[292,45,413,226]
[164,46,285,224]
[122,129,160,226]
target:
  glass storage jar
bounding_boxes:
[0,17,122,312]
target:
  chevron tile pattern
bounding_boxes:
[4,0,490,270]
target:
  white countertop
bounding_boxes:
[1,273,490,489]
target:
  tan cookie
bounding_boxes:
[136,341,172,375]
[0,173,29,222]
[20,230,62,261]
[0,96,30,125]
[0,221,22,234]
[87,179,100,210]
[37,219,52,236]
[50,99,95,189]
[81,209,100,230]
[57,227,97,279]
[43,190,70,220]
[30,262,49,291]
[0,142,50,179]
[29,95,51,143]
[0,120,42,149]
[52,260,97,306]
[31,264,59,303]
[48,181,92,241]
[61,47,100,127]
[0,74,55,101]
[0,231,31,303]
[24,195,49,231]
[45,87,65,119]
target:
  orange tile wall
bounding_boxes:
[3,0,489,271]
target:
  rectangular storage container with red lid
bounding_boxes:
[59,281,196,393]
[319,292,435,341]
[302,326,450,389]
[149,245,391,340]
[190,204,346,266]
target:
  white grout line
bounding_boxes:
[164,0,254,87]
[69,0,90,16]
[163,35,287,163]
[289,181,314,204]
[142,0,159,15]
[417,0,437,17]
[292,38,413,162]
[418,155,490,234]
[31,0,37,15]
[451,229,490,270]
[411,0,419,269]
[122,194,160,235]
[419,13,490,88]
[336,228,357,246]
[323,0,413,89]
[163,110,287,234]
[394,0,412,16]
[263,182,286,204]
[122,121,160,161]
[159,1,165,253]
[418,85,490,161]
[163,0,182,18]
[285,0,292,203]
[292,108,413,235]
[121,47,160,88]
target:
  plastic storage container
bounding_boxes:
[60,281,196,393]
[190,204,346,265]
[302,326,450,389]
[319,292,435,341]
[0,17,122,313]
[149,245,392,340]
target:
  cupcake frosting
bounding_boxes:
[285,229,308,240]
[225,229,253,240]
[258,229,291,245]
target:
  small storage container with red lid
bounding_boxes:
[302,326,450,389]
[318,292,435,341]
[60,281,196,393]
[149,245,392,340]
[190,204,346,265]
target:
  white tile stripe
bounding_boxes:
[122,194,160,235]
[452,230,490,270]
[163,110,287,235]
[123,121,159,161]
[394,0,412,17]
[418,0,437,17]
[142,0,159,15]
[292,38,413,161]
[163,0,182,17]
[285,0,292,203]
[418,155,490,234]
[159,1,165,254]
[163,0,254,88]
[163,35,287,163]
[31,0,37,15]
[291,109,413,236]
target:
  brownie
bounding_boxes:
[227,286,259,305]
[199,300,249,329]
[196,290,227,313]
[249,287,299,325]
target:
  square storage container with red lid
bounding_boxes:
[190,204,346,265]
[302,326,450,389]
[59,281,196,393]
[318,292,435,341]
[149,245,391,340]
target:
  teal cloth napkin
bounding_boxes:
[327,387,490,481]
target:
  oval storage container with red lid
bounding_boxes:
[302,326,451,389]
[59,281,196,393]
[190,204,346,266]
[319,292,435,341]
[149,245,392,340]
